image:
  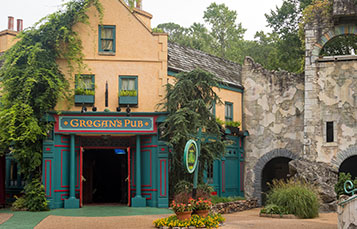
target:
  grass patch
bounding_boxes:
[211,196,245,204]
[265,179,319,219]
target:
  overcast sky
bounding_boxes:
[0,0,283,40]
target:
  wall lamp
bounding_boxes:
[81,104,87,113]
[126,105,131,116]
[116,107,121,112]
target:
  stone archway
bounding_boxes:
[331,145,357,168]
[252,149,299,205]
[312,25,357,56]
[331,146,357,178]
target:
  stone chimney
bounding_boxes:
[17,19,23,32]
[8,16,14,30]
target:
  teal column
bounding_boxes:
[64,134,79,208]
[5,158,10,188]
[131,135,146,207]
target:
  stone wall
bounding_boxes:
[241,57,305,202]
[305,21,357,166]
[211,199,258,214]
[337,195,357,228]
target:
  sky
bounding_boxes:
[0,0,284,40]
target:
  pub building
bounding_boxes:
[0,0,245,209]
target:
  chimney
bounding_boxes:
[17,19,23,32]
[136,0,142,10]
[8,16,14,30]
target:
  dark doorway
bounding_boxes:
[261,157,291,205]
[83,149,128,204]
[339,155,357,180]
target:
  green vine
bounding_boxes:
[0,0,103,210]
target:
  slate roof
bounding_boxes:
[168,42,243,88]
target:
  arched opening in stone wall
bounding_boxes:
[320,34,357,56]
[339,155,357,179]
[261,157,291,205]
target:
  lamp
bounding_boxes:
[126,105,131,116]
[92,106,97,112]
[81,105,87,113]
[116,107,121,112]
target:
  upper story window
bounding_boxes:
[119,76,138,106]
[99,25,116,53]
[225,102,233,122]
[326,121,334,143]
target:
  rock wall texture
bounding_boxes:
[241,57,305,202]
[337,195,357,229]
[211,199,258,214]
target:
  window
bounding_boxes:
[225,102,233,121]
[119,76,138,105]
[210,101,216,117]
[74,75,95,105]
[326,121,334,142]
[75,75,95,94]
[99,25,116,53]
[207,163,214,184]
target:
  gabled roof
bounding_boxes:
[167,42,242,89]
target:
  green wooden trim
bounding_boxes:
[119,75,138,105]
[225,102,233,122]
[219,84,243,93]
[168,71,178,76]
[211,101,216,117]
[98,25,116,53]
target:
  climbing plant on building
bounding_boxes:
[158,69,225,197]
[0,0,103,211]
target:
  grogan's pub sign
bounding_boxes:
[58,116,154,132]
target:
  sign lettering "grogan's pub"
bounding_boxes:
[58,116,154,131]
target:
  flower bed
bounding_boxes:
[153,213,225,228]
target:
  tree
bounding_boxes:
[203,3,246,59]
[264,0,313,72]
[159,69,225,196]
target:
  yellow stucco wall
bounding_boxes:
[0,30,18,52]
[56,0,168,112]
[167,75,242,124]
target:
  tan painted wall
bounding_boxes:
[167,75,243,124]
[0,30,18,52]
[56,0,167,112]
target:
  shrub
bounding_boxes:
[335,172,357,198]
[12,178,49,212]
[153,214,225,228]
[260,204,289,215]
[266,179,319,219]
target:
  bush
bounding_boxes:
[12,178,49,212]
[153,214,225,228]
[266,179,319,219]
[335,172,357,198]
[260,204,289,215]
[174,180,213,198]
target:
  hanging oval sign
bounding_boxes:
[184,139,198,173]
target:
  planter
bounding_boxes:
[119,95,138,105]
[226,126,239,135]
[196,209,210,218]
[175,211,192,221]
[75,95,94,105]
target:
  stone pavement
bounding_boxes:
[0,207,338,229]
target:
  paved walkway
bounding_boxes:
[0,207,338,229]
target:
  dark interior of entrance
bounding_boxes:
[261,157,291,205]
[83,149,128,204]
[339,155,357,179]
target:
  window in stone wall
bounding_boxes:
[326,121,334,142]
[320,34,357,56]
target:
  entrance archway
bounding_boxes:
[252,148,299,205]
[339,155,357,179]
[261,157,291,205]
